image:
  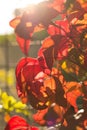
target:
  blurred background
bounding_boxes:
[0,0,43,129]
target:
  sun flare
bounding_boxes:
[18,0,45,8]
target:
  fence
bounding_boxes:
[0,41,41,93]
[0,41,44,130]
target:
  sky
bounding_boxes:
[0,0,44,35]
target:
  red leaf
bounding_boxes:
[15,57,44,97]
[5,115,30,130]
[51,35,69,60]
[5,115,39,130]
[16,35,30,56]
[9,16,20,28]
[38,46,54,72]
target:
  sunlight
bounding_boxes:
[0,0,46,34]
[17,0,45,8]
[0,105,3,109]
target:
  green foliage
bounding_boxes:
[32,29,49,40]
[0,34,16,45]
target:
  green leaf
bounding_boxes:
[32,29,49,40]
[61,69,78,82]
